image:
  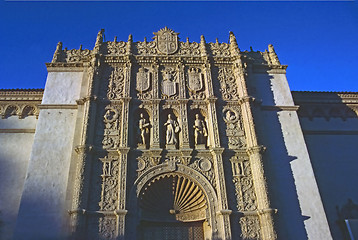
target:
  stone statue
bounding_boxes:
[164,114,180,147]
[193,114,207,147]
[138,113,150,148]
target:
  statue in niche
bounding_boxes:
[164,114,180,149]
[138,113,150,149]
[193,114,208,148]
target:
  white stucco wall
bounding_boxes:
[249,72,332,239]
[0,116,37,240]
[14,71,83,239]
[299,117,358,239]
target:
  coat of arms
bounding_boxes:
[153,27,179,55]
[188,68,203,92]
[161,69,177,97]
[136,67,151,92]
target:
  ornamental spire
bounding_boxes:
[229,31,240,56]
[51,41,63,63]
[93,29,105,54]
[200,35,207,56]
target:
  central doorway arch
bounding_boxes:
[138,174,208,240]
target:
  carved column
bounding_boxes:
[116,147,129,239]
[211,149,232,240]
[115,55,132,237]
[177,61,190,148]
[150,62,161,149]
[233,58,276,239]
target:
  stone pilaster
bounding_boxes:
[234,58,277,240]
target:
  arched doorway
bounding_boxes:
[138,174,208,240]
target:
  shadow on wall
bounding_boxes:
[250,74,309,239]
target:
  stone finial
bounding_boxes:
[229,31,240,55]
[200,35,207,56]
[268,44,281,65]
[93,29,105,54]
[127,34,133,54]
[51,41,63,63]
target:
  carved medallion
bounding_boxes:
[188,68,203,93]
[153,27,179,55]
[136,67,151,92]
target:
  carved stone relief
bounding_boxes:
[218,67,238,100]
[187,67,206,100]
[223,106,246,149]
[99,156,119,211]
[107,67,125,100]
[189,157,215,188]
[102,105,121,150]
[161,67,178,99]
[240,215,261,240]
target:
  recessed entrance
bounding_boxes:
[140,221,204,240]
[138,174,208,240]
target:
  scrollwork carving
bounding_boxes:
[65,47,91,63]
[218,67,238,100]
[209,40,230,57]
[99,216,117,240]
[240,215,261,240]
[102,106,121,150]
[107,41,127,55]
[178,39,200,56]
[223,107,246,149]
[99,158,119,211]
[107,67,125,100]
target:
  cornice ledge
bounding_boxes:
[76,95,98,105]
[261,105,300,112]
[236,208,278,216]
[38,104,78,109]
[46,62,84,72]
[246,145,266,155]
[74,144,94,154]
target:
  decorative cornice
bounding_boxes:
[260,105,300,112]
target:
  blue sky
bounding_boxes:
[0,1,357,91]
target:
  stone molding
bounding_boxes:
[0,89,43,119]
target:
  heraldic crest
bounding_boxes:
[153,27,179,55]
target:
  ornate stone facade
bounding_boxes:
[5,27,358,240]
[47,27,277,240]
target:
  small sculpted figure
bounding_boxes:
[164,114,180,145]
[193,114,208,146]
[138,113,150,147]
